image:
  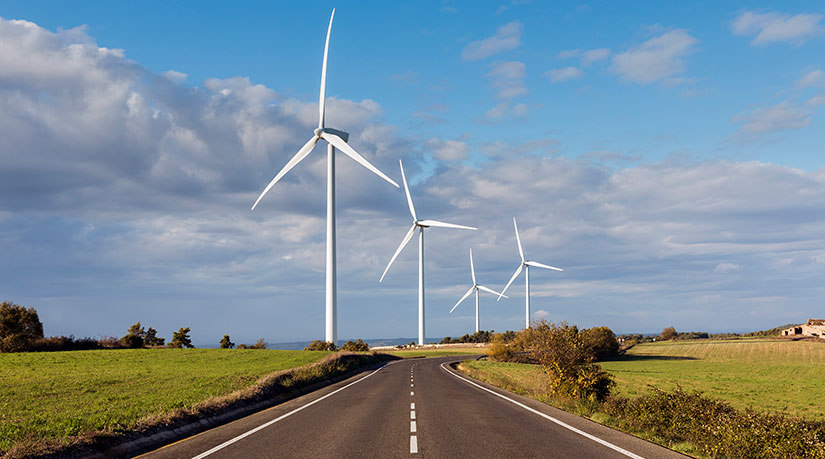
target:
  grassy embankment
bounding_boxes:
[462,338,825,420]
[0,349,347,456]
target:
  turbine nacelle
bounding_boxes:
[314,127,349,142]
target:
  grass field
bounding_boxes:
[0,348,331,452]
[462,339,825,420]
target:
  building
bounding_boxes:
[781,319,825,338]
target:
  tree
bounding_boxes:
[661,326,678,341]
[170,327,194,348]
[144,327,165,346]
[220,334,234,349]
[121,321,146,348]
[250,338,267,349]
[0,301,44,352]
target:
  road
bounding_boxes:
[141,356,684,458]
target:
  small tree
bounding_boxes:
[220,334,234,349]
[304,340,337,351]
[0,301,44,352]
[580,326,620,361]
[661,326,678,341]
[121,321,146,348]
[145,327,165,346]
[250,338,267,349]
[170,327,194,348]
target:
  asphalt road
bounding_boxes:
[141,356,685,458]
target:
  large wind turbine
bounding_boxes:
[450,249,507,333]
[380,160,476,345]
[498,217,563,329]
[251,9,399,345]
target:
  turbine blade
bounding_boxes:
[379,224,417,282]
[450,286,476,313]
[513,217,524,262]
[525,260,564,272]
[469,248,476,284]
[321,132,400,188]
[251,135,320,211]
[478,285,507,298]
[319,9,334,129]
[498,264,523,301]
[417,220,477,231]
[399,160,417,220]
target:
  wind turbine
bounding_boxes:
[251,9,399,345]
[380,160,476,345]
[498,217,563,329]
[450,249,507,333]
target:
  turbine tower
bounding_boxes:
[498,217,563,329]
[450,248,507,333]
[380,160,476,345]
[251,9,399,345]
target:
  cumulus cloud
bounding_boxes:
[732,10,824,46]
[461,21,523,60]
[424,137,471,161]
[610,29,698,84]
[545,66,584,83]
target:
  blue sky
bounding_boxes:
[1,2,824,344]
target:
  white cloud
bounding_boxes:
[545,66,584,83]
[610,29,698,84]
[424,137,471,161]
[798,69,825,88]
[714,263,742,273]
[162,70,188,82]
[483,102,528,121]
[486,60,527,99]
[732,10,824,46]
[557,49,581,59]
[581,48,610,66]
[734,101,813,135]
[461,21,523,60]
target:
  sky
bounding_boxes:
[1,1,824,345]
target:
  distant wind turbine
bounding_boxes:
[250,9,399,345]
[380,160,476,345]
[450,248,507,333]
[498,217,563,329]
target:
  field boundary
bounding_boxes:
[12,352,396,459]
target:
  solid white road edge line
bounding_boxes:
[191,363,390,459]
[440,362,644,459]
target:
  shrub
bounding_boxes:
[28,335,101,352]
[304,340,337,351]
[602,388,825,458]
[220,335,234,349]
[660,326,677,340]
[250,338,267,349]
[0,301,44,352]
[439,330,496,344]
[580,326,619,361]
[340,339,369,352]
[169,327,194,348]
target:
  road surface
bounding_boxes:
[141,356,684,458]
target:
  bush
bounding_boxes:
[603,387,825,458]
[580,326,619,361]
[28,335,101,352]
[220,335,234,349]
[439,330,496,344]
[340,339,369,352]
[304,340,337,351]
[169,327,194,348]
[250,338,267,349]
[660,326,677,340]
[0,301,45,352]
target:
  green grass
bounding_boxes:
[464,339,825,420]
[0,348,331,452]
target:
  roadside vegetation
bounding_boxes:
[460,325,825,457]
[0,348,392,456]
